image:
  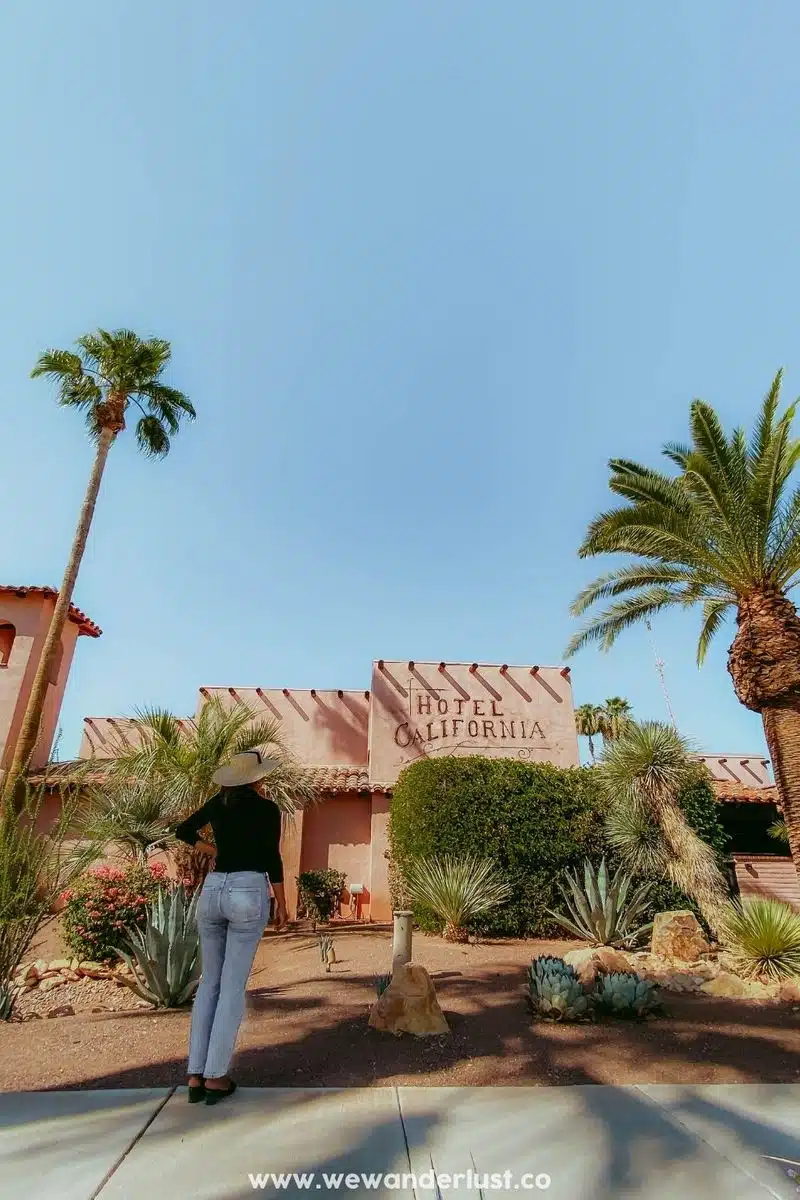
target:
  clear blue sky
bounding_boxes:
[2,1,798,762]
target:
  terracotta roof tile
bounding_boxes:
[305,765,390,794]
[31,760,392,795]
[0,585,102,637]
[712,780,779,805]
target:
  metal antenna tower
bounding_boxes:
[645,619,677,727]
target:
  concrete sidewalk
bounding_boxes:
[2,1085,799,1199]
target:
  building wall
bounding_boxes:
[0,592,81,773]
[299,793,373,913]
[368,660,579,783]
[197,687,369,767]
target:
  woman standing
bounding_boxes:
[175,750,288,1105]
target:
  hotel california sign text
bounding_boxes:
[368,660,579,783]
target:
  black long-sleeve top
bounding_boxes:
[174,785,284,882]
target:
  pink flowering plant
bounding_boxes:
[61,862,171,963]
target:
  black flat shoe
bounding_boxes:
[188,1083,206,1104]
[205,1080,237,1106]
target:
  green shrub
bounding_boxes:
[61,862,168,963]
[390,757,608,938]
[297,869,347,924]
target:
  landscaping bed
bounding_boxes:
[1,928,797,1091]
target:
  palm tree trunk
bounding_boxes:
[761,703,800,881]
[588,735,595,763]
[2,428,115,811]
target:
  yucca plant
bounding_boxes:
[117,885,201,1007]
[375,973,392,997]
[402,854,512,942]
[593,971,662,1018]
[719,898,800,981]
[547,857,654,947]
[527,955,592,1021]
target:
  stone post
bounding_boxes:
[392,910,413,971]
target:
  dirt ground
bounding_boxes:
[2,926,798,1091]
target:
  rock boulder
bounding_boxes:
[368,963,449,1037]
[651,911,710,963]
[562,946,636,985]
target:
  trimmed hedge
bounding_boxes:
[389,756,730,939]
[390,757,608,937]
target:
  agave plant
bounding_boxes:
[719,898,800,982]
[547,857,654,948]
[375,973,393,997]
[527,955,592,1021]
[593,971,661,1018]
[0,980,17,1022]
[117,886,201,1007]
[402,854,512,942]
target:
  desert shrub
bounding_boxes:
[297,869,346,924]
[61,862,169,963]
[390,757,608,937]
[1,776,99,1017]
[720,898,800,981]
[403,854,512,941]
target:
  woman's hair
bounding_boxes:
[221,783,258,807]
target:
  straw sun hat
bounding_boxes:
[212,750,280,788]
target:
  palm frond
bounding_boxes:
[696,596,734,665]
[566,586,696,657]
[136,415,170,457]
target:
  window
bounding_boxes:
[0,623,15,667]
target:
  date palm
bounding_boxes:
[2,330,195,810]
[574,703,603,762]
[566,372,800,879]
[110,696,319,888]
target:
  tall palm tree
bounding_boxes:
[2,330,195,810]
[566,372,800,879]
[574,703,603,762]
[600,696,633,742]
[110,696,319,887]
[599,722,730,932]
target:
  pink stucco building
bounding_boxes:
[3,584,796,917]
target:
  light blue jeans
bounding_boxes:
[188,871,269,1079]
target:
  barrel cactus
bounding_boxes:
[593,971,661,1018]
[527,955,592,1021]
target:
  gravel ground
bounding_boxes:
[1,927,798,1091]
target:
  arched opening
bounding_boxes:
[47,640,64,686]
[0,623,15,667]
